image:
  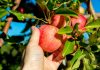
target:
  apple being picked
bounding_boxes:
[39,25,63,52]
[51,14,66,28]
[70,14,87,31]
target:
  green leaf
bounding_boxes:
[83,58,94,70]
[37,0,44,4]
[9,11,25,20]
[37,0,50,19]
[0,22,5,30]
[9,11,40,21]
[87,15,94,24]
[66,53,85,70]
[85,19,100,29]
[97,29,100,37]
[72,54,85,69]
[70,49,83,66]
[89,32,97,45]
[47,0,55,10]
[0,44,13,54]
[0,8,9,18]
[72,58,80,69]
[89,52,97,66]
[73,23,79,31]
[0,22,5,26]
[0,64,3,70]
[12,49,18,57]
[55,7,78,17]
[62,40,75,57]
[73,0,78,2]
[2,0,9,2]
[58,26,73,34]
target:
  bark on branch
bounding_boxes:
[87,0,98,20]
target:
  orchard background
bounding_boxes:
[0,0,100,70]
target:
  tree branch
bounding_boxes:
[85,13,100,18]
[0,0,21,47]
[87,0,98,20]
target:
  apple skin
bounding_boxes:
[51,14,66,28]
[71,14,87,31]
[18,7,24,13]
[39,25,62,53]
[52,44,64,61]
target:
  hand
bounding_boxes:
[21,26,63,70]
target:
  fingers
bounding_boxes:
[47,53,63,64]
[47,46,64,68]
[22,26,44,70]
[22,45,44,70]
[53,45,64,62]
[52,52,63,63]
[28,26,40,46]
[45,54,63,69]
[47,54,53,60]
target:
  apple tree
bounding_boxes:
[0,0,100,70]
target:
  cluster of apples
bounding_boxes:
[39,14,87,54]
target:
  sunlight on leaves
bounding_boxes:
[62,40,75,57]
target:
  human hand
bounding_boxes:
[21,26,63,70]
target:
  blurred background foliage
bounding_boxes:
[0,43,25,70]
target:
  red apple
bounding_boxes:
[62,34,73,43]
[18,7,25,13]
[51,14,66,28]
[39,25,62,52]
[52,44,64,61]
[71,14,87,31]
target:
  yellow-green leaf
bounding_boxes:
[0,8,9,18]
[58,26,72,34]
[70,49,83,66]
[55,7,78,17]
[86,19,100,29]
[62,40,75,57]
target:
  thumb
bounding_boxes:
[22,26,44,70]
[28,26,40,46]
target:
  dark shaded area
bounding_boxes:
[91,45,98,51]
[17,0,45,19]
[0,43,25,70]
[0,32,6,40]
[94,51,100,70]
[10,0,46,33]
[5,36,24,43]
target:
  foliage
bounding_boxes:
[0,0,100,70]
[0,43,25,70]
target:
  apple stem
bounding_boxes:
[32,16,48,23]
[53,1,71,10]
